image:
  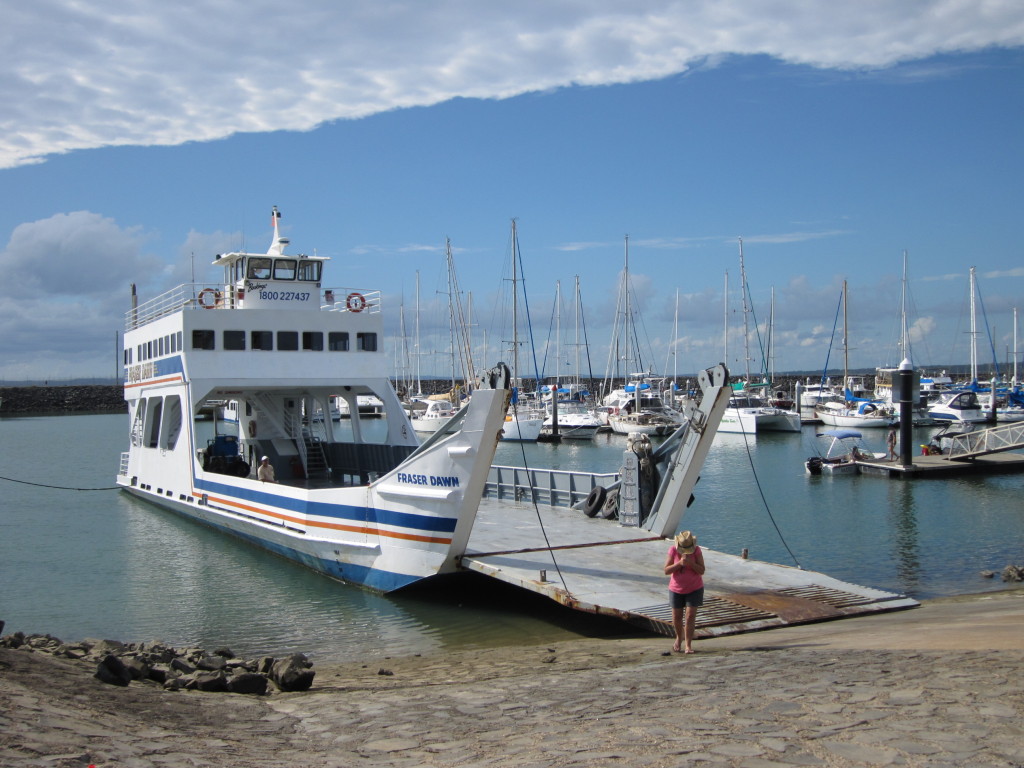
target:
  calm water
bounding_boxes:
[2,413,1022,662]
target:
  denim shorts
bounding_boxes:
[669,587,704,609]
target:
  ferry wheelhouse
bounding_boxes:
[116,208,510,592]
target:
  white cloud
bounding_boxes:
[4,1,1022,168]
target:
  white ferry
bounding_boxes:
[116,208,511,592]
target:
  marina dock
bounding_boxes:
[461,494,918,638]
[858,451,1024,478]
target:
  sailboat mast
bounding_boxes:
[672,287,680,388]
[574,275,581,389]
[723,271,729,367]
[624,235,632,377]
[842,279,849,402]
[970,266,978,383]
[511,220,519,386]
[738,238,751,382]
[555,279,562,390]
[1014,306,1019,388]
[446,238,458,395]
[414,270,422,395]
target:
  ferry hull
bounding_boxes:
[120,486,429,592]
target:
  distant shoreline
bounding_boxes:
[0,384,126,416]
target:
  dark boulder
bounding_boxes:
[227,672,269,695]
[95,654,132,687]
[270,654,315,692]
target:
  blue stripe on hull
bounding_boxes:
[194,477,458,533]
[125,489,425,593]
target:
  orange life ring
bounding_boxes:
[346,292,366,313]
[248,420,257,438]
[198,288,221,309]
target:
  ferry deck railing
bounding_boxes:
[126,283,382,330]
[944,421,1024,459]
[484,465,619,508]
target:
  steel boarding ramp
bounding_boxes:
[460,499,918,637]
[944,421,1024,459]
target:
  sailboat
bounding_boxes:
[719,239,801,434]
[500,220,544,442]
[814,280,897,428]
[541,278,601,440]
[409,244,471,433]
[603,236,685,436]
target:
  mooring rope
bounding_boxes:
[0,474,119,491]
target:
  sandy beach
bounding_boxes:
[2,588,1023,767]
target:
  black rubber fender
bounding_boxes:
[583,485,607,517]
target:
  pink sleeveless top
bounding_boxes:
[668,544,703,594]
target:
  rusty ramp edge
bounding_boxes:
[460,558,918,638]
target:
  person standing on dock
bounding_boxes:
[664,531,705,653]
[887,425,898,461]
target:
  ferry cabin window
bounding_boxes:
[303,331,323,351]
[252,330,273,350]
[278,331,299,351]
[273,259,297,280]
[176,331,182,351]
[224,330,246,350]
[328,332,349,351]
[192,330,215,350]
[297,260,322,282]
[357,332,378,352]
[248,258,272,279]
[158,337,164,356]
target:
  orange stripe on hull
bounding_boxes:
[195,490,454,545]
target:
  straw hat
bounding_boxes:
[674,531,697,554]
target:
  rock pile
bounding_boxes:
[0,631,314,695]
[1002,564,1024,582]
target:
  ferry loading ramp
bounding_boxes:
[458,363,917,639]
[461,495,918,639]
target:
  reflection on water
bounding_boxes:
[886,480,921,592]
[2,413,1023,660]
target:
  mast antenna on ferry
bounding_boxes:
[269,205,288,255]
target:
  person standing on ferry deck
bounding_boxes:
[664,530,705,653]
[257,456,277,483]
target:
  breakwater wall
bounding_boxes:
[0,385,126,415]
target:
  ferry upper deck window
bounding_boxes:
[273,259,297,280]
[298,260,322,282]
[328,332,349,351]
[248,258,272,279]
[252,330,273,351]
[303,331,323,351]
[278,331,299,351]
[224,330,246,350]
[192,330,215,350]
[357,332,378,352]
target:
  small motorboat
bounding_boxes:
[805,429,886,476]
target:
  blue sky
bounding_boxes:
[2,2,1023,383]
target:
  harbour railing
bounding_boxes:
[944,421,1024,459]
[484,464,618,508]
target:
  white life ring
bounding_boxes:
[346,292,366,313]
[198,288,221,309]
